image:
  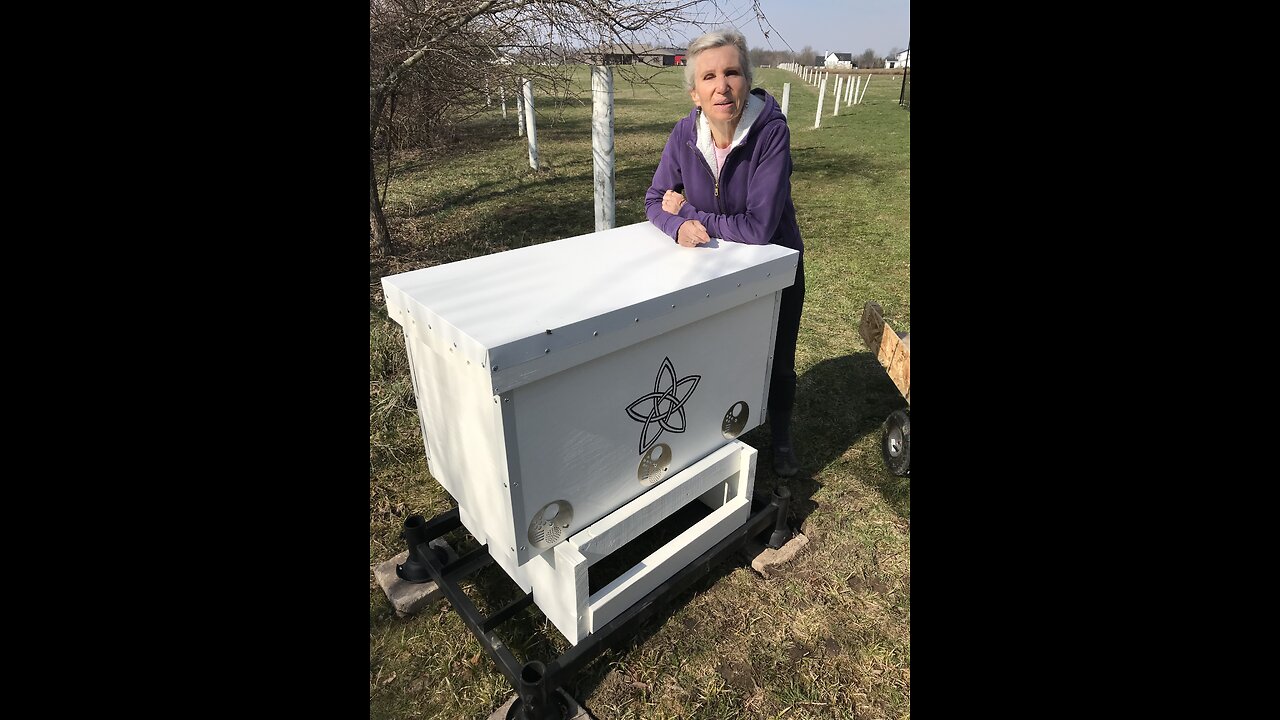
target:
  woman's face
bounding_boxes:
[690,45,747,125]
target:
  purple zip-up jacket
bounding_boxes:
[645,88,803,254]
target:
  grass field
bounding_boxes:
[370,65,910,720]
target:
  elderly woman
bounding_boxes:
[645,28,806,478]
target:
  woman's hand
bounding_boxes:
[676,220,710,247]
[662,189,686,215]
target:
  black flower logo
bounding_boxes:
[625,357,701,455]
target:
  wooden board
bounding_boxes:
[859,301,910,404]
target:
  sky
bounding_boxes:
[665,0,910,58]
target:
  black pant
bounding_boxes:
[768,257,804,445]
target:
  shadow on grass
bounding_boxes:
[742,352,910,527]
[455,109,683,142]
[404,171,590,222]
[535,116,688,139]
[389,139,662,225]
[383,121,513,177]
[378,162,661,273]
[485,161,660,236]
[791,145,886,186]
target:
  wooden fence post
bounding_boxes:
[781,82,791,118]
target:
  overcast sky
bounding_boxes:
[665,0,910,57]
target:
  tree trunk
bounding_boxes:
[370,150,392,255]
[370,90,392,255]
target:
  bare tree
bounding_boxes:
[369,0,724,255]
[750,47,790,67]
[857,47,878,70]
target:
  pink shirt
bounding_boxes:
[714,143,731,175]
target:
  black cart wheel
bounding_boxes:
[881,409,910,476]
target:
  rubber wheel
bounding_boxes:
[881,409,910,476]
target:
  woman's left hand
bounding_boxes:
[662,189,686,214]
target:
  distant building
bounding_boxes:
[824,52,856,69]
[585,43,686,66]
[885,48,910,69]
[643,47,686,66]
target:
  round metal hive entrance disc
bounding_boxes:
[722,401,750,438]
[527,500,575,550]
[637,442,673,486]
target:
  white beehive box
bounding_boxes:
[381,221,798,584]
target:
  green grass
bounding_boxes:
[371,66,909,720]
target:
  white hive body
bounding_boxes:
[382,221,797,641]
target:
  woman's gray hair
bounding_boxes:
[683,29,752,91]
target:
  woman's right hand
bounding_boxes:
[662,189,686,214]
[676,220,710,247]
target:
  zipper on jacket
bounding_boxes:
[687,140,726,214]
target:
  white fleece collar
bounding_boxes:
[696,92,765,181]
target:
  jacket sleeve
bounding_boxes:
[645,123,688,240]
[677,121,792,246]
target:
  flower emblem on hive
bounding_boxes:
[626,356,701,455]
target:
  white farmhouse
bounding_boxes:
[885,48,910,69]
[823,52,855,69]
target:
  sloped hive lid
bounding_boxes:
[382,221,799,394]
